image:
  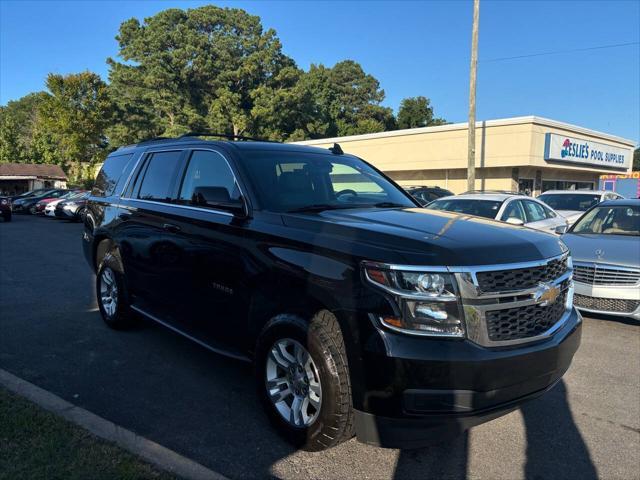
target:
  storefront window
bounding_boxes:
[541,180,594,192]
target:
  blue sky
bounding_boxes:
[1,0,639,142]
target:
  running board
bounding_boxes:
[130,305,251,363]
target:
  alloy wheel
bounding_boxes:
[99,267,118,317]
[265,338,322,427]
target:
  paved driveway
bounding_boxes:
[1,215,638,479]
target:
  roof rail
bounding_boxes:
[178,132,278,143]
[461,190,525,195]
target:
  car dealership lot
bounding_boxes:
[1,215,638,480]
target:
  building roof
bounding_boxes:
[293,116,637,148]
[0,163,67,180]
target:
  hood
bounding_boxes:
[561,233,640,268]
[283,208,567,266]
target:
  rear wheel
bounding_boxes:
[255,310,354,451]
[96,256,134,329]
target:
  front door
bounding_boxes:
[166,148,252,349]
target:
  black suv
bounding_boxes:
[405,185,454,206]
[83,135,582,451]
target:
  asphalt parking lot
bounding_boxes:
[0,214,638,480]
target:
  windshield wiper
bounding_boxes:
[287,204,353,213]
[372,202,407,208]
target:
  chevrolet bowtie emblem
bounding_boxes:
[533,283,560,307]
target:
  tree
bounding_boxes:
[36,72,113,174]
[297,61,395,138]
[0,113,24,163]
[107,6,296,144]
[0,92,50,163]
[633,147,639,171]
[396,96,447,129]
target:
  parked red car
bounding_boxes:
[33,190,81,215]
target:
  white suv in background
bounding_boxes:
[426,192,569,234]
[538,190,624,226]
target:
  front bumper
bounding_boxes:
[573,281,640,319]
[55,206,78,218]
[353,307,582,449]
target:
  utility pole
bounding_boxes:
[467,0,480,192]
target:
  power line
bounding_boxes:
[481,41,639,63]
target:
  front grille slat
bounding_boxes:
[486,289,568,342]
[574,264,640,286]
[476,257,568,293]
[574,294,639,313]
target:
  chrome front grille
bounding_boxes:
[574,294,639,314]
[487,288,568,341]
[475,256,568,293]
[455,253,573,347]
[574,263,640,286]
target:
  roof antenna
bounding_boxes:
[329,143,344,155]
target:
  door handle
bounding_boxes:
[162,223,181,233]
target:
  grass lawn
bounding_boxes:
[0,387,178,480]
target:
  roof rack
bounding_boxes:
[178,132,278,143]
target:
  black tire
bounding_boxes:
[96,254,134,329]
[255,310,354,451]
[2,213,10,222]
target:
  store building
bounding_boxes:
[294,116,636,195]
[0,163,67,195]
[599,171,640,198]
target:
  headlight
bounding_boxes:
[363,263,465,337]
[0,199,6,205]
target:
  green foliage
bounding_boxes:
[396,96,447,129]
[633,147,639,170]
[1,5,446,174]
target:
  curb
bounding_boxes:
[0,368,228,480]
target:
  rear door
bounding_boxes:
[115,149,187,314]
[521,199,562,233]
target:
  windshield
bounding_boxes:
[240,151,416,212]
[426,198,502,219]
[538,193,600,211]
[571,205,639,236]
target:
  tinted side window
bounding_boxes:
[137,151,183,201]
[178,150,239,205]
[522,200,547,222]
[93,154,134,197]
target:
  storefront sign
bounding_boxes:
[544,133,632,169]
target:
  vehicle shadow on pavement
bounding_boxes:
[391,381,597,480]
[392,433,468,479]
[520,380,597,480]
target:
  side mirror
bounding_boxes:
[505,217,525,226]
[555,224,568,234]
[192,186,247,217]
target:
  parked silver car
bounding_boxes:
[426,192,569,234]
[538,190,624,226]
[561,199,640,319]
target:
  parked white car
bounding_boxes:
[44,191,86,217]
[426,192,569,234]
[538,190,624,226]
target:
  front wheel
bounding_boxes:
[255,310,354,451]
